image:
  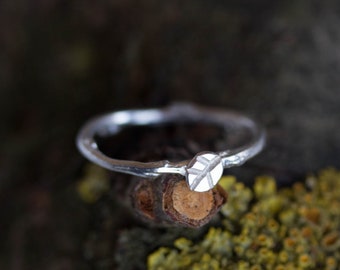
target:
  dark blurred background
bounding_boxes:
[1,0,340,269]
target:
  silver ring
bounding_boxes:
[76,103,265,192]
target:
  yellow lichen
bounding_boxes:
[147,247,172,270]
[147,168,340,269]
[253,175,276,198]
[298,254,314,269]
[325,256,337,270]
[174,237,192,251]
[218,175,237,191]
[76,164,110,203]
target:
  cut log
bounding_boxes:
[131,174,227,228]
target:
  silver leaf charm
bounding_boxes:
[186,152,223,192]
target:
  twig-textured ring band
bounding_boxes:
[76,103,265,192]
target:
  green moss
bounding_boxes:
[148,168,340,269]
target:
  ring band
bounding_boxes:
[76,103,265,192]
